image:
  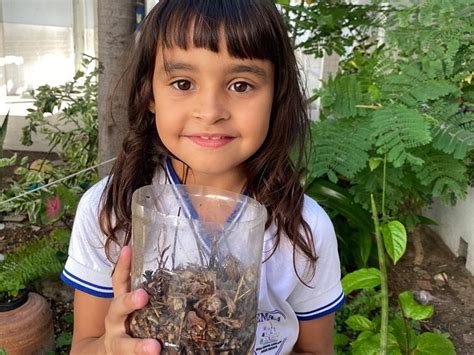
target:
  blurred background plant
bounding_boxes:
[0,55,98,353]
[0,228,71,300]
[0,111,10,158]
[0,55,100,224]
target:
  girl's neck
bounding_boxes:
[170,159,247,194]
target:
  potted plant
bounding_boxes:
[0,229,70,354]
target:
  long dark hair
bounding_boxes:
[100,0,316,280]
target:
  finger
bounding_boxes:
[111,337,161,355]
[113,245,132,295]
[106,288,149,325]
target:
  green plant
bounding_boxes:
[306,177,376,269]
[299,0,473,270]
[334,155,455,354]
[53,312,73,354]
[294,1,472,352]
[276,0,386,57]
[22,55,99,175]
[0,228,71,299]
[0,55,99,223]
[309,0,473,214]
[0,110,9,158]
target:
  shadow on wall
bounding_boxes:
[424,192,474,276]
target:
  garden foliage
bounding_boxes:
[0,229,71,298]
[279,0,472,353]
[310,0,474,214]
[0,56,100,223]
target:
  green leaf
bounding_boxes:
[51,228,72,243]
[371,106,431,167]
[0,348,6,355]
[351,232,373,269]
[412,150,467,198]
[20,155,29,165]
[0,153,17,168]
[414,332,455,355]
[56,184,79,212]
[432,122,474,160]
[63,312,74,325]
[390,317,417,353]
[333,332,349,346]
[381,220,407,264]
[341,268,381,295]
[345,315,374,331]
[308,118,372,180]
[352,333,401,355]
[56,332,73,347]
[399,291,434,320]
[275,0,290,5]
[0,110,10,157]
[416,215,437,226]
[369,157,383,171]
[13,166,28,175]
[305,178,373,235]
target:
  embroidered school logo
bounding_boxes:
[255,310,287,354]
[256,310,286,323]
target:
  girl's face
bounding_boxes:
[149,41,274,192]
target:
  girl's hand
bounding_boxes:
[104,246,161,355]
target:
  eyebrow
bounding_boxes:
[162,62,268,79]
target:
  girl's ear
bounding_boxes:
[149,100,156,113]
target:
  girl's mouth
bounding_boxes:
[186,134,234,148]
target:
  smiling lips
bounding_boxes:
[186,134,235,148]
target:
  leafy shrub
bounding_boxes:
[0,229,70,298]
[0,56,99,223]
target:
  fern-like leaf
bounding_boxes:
[371,106,432,167]
[319,74,366,119]
[309,118,371,181]
[450,111,474,131]
[382,64,459,107]
[412,151,467,198]
[432,122,474,159]
[0,229,70,296]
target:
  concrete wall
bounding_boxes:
[424,193,474,275]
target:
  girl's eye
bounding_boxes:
[172,80,192,91]
[230,82,252,93]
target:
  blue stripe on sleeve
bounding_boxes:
[62,268,113,291]
[296,292,346,321]
[61,272,114,298]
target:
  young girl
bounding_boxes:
[61,0,345,354]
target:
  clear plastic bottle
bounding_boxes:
[129,184,267,354]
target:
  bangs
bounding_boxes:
[156,0,280,61]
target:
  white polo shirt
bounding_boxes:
[61,162,345,354]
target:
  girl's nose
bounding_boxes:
[192,90,230,123]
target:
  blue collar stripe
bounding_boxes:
[164,158,248,254]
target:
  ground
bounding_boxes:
[389,227,474,354]
[1,150,473,354]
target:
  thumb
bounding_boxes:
[113,245,132,296]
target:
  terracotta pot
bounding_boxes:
[0,292,54,354]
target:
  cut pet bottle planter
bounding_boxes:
[128,184,267,354]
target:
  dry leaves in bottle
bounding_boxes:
[128,255,258,354]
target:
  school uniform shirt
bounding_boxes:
[61,163,345,355]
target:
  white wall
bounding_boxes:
[424,192,474,275]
